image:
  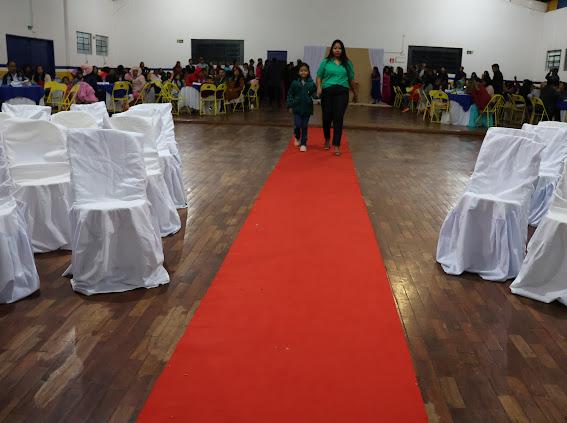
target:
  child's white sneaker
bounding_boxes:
[294,138,300,147]
[300,145,307,152]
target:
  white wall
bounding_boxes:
[0,0,552,81]
[540,7,567,82]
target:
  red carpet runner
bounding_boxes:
[138,129,426,422]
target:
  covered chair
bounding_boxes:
[1,104,52,120]
[70,101,111,128]
[51,111,98,129]
[521,125,567,226]
[110,114,181,237]
[511,166,567,305]
[65,128,170,295]
[0,135,40,303]
[2,118,71,252]
[124,103,187,208]
[538,121,567,129]
[436,128,544,281]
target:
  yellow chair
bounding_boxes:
[393,86,403,109]
[429,90,450,123]
[199,83,217,116]
[247,83,260,110]
[111,81,130,113]
[530,97,550,124]
[418,89,431,121]
[477,94,504,127]
[133,82,153,106]
[61,84,80,111]
[44,82,68,112]
[230,89,246,112]
[161,82,180,115]
[509,94,527,125]
[215,83,227,115]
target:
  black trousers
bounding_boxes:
[321,85,349,146]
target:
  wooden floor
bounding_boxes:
[176,105,487,137]
[2,110,567,422]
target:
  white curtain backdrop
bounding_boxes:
[368,48,385,73]
[303,46,327,76]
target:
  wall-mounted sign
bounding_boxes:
[177,39,184,44]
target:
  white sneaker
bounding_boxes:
[293,138,300,147]
[299,145,307,152]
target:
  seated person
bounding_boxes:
[225,67,245,102]
[468,77,491,111]
[172,73,184,89]
[2,60,24,85]
[32,65,51,88]
[216,68,227,86]
[130,67,147,98]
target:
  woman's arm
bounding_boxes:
[316,77,322,98]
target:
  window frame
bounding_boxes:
[76,31,92,55]
[545,49,561,70]
[95,34,109,56]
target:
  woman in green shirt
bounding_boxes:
[316,39,358,156]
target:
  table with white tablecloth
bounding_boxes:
[447,93,475,127]
[178,84,201,111]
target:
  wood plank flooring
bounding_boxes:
[2,116,567,422]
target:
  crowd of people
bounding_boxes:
[370,62,567,120]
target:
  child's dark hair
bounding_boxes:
[298,63,310,74]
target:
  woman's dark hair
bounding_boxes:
[33,65,46,81]
[326,39,350,70]
[233,66,244,84]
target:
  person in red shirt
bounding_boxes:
[468,77,491,111]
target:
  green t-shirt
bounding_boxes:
[316,58,355,89]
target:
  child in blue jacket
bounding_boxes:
[286,63,317,152]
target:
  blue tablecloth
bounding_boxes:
[97,83,114,94]
[0,85,45,104]
[448,93,474,112]
[558,100,567,111]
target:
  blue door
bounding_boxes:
[267,50,288,62]
[6,34,55,77]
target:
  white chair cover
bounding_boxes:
[110,114,181,237]
[51,111,98,129]
[538,121,567,129]
[66,128,170,295]
[70,102,111,128]
[2,119,71,252]
[523,126,567,226]
[0,112,10,127]
[436,128,545,281]
[125,104,187,208]
[511,166,567,304]
[1,104,52,120]
[0,134,40,303]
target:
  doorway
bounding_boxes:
[6,34,56,77]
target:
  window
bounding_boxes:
[95,35,109,56]
[191,39,244,64]
[546,50,561,70]
[76,31,92,55]
[408,46,463,74]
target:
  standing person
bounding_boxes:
[492,63,504,95]
[287,63,317,152]
[371,66,381,104]
[541,81,562,121]
[266,58,283,108]
[546,68,560,86]
[186,59,195,74]
[381,66,392,104]
[316,39,357,156]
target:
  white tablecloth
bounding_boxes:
[449,101,471,126]
[178,86,200,110]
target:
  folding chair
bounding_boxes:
[530,97,550,124]
[61,84,80,111]
[44,82,68,112]
[111,81,131,113]
[509,94,527,125]
[215,83,227,115]
[199,83,217,116]
[51,111,98,129]
[418,89,432,121]
[437,128,544,281]
[429,90,450,123]
[476,94,504,127]
[65,128,170,295]
[247,82,260,110]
